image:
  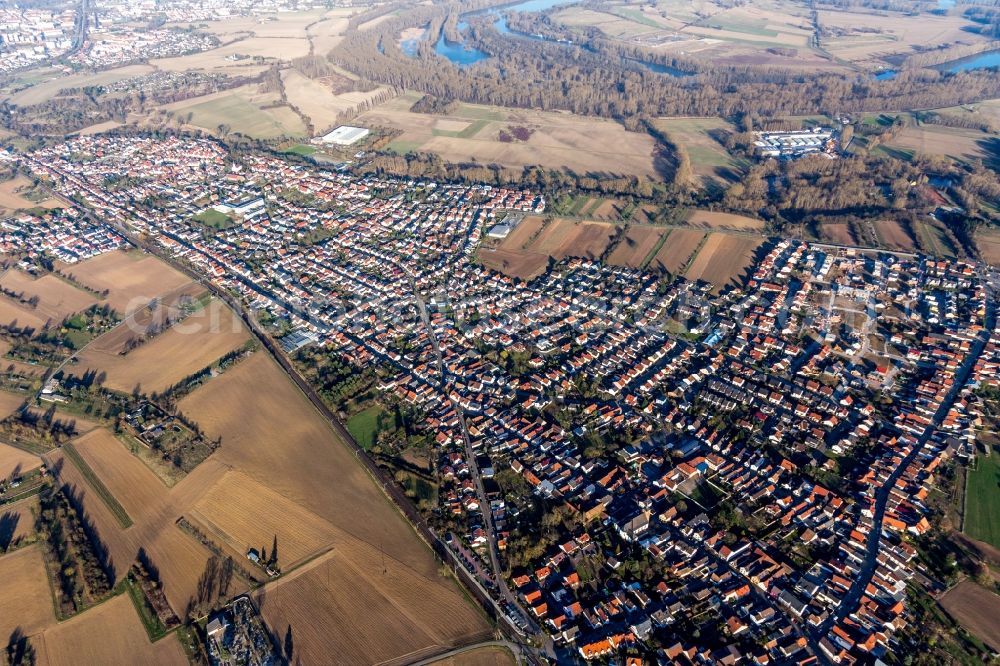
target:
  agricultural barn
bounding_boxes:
[316,125,370,146]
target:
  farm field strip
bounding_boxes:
[61,441,133,529]
[57,250,192,314]
[0,441,42,479]
[34,593,188,666]
[963,449,1000,549]
[0,270,97,324]
[0,544,58,640]
[74,297,249,395]
[939,581,1000,651]
[683,233,764,293]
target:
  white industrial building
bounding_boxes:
[753,127,836,159]
[315,125,370,146]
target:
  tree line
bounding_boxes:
[329,4,1000,122]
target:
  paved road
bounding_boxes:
[54,207,538,656]
[406,640,524,666]
[69,0,89,54]
[410,284,546,649]
[806,288,995,663]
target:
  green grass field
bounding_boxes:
[453,104,504,121]
[608,8,665,28]
[285,144,318,156]
[62,442,133,528]
[182,95,307,140]
[965,449,1000,549]
[192,208,234,229]
[654,117,744,180]
[432,118,489,139]
[696,17,779,37]
[346,405,385,450]
[386,139,423,155]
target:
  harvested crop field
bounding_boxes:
[177,351,489,659]
[366,95,658,178]
[0,296,49,331]
[939,581,1000,650]
[281,69,392,134]
[650,229,706,274]
[477,248,548,281]
[502,215,547,250]
[5,65,154,107]
[479,217,617,279]
[875,219,917,252]
[0,389,27,419]
[177,352,443,572]
[73,282,206,356]
[34,593,187,666]
[69,429,168,524]
[528,219,616,259]
[74,298,249,394]
[153,36,309,73]
[1,495,39,548]
[57,250,191,314]
[0,270,97,323]
[0,545,57,640]
[606,226,668,268]
[255,540,489,666]
[817,9,990,65]
[883,126,989,164]
[686,210,764,230]
[159,84,307,140]
[819,223,856,246]
[0,175,61,211]
[684,233,764,292]
[45,440,231,605]
[433,646,517,666]
[143,523,217,616]
[0,441,40,479]
[976,228,1000,266]
[189,469,339,569]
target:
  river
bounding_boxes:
[428,0,690,75]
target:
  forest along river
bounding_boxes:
[416,0,692,75]
[875,49,1000,81]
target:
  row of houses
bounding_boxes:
[19,135,995,664]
